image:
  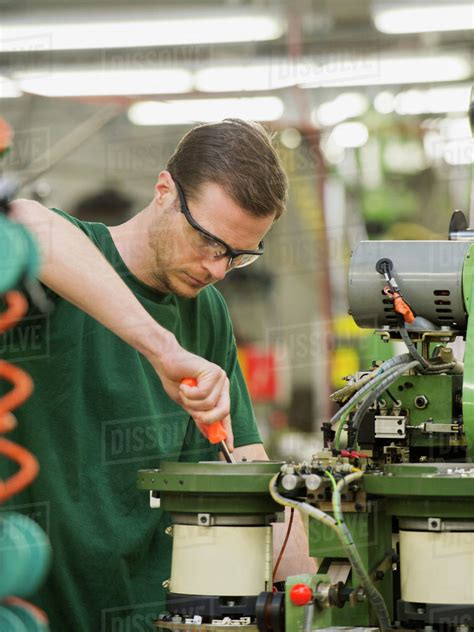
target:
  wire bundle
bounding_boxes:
[269,471,392,632]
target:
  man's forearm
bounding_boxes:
[9,199,173,361]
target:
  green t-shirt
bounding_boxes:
[0,209,261,631]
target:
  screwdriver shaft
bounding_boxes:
[220,440,236,463]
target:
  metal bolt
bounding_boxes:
[164,526,173,536]
[428,517,441,531]
[162,579,171,589]
[415,395,429,410]
[198,513,212,526]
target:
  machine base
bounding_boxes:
[166,592,257,620]
[398,600,474,628]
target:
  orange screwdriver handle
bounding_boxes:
[181,378,227,444]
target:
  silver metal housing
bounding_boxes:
[348,241,471,330]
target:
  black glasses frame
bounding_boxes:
[174,180,264,267]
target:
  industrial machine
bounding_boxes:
[139,223,474,632]
[138,95,474,632]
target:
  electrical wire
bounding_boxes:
[272,507,294,582]
[330,354,411,427]
[394,306,455,374]
[385,389,399,405]
[333,359,414,450]
[330,368,379,403]
[348,360,420,450]
[0,291,39,501]
[269,472,392,632]
[327,470,392,632]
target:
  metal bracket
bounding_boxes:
[197,513,214,526]
[423,422,460,434]
[428,517,442,531]
[375,415,406,439]
[150,491,161,509]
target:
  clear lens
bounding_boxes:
[181,222,225,258]
[229,253,260,269]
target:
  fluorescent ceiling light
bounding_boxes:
[330,122,369,148]
[16,69,193,97]
[373,2,474,34]
[199,55,470,92]
[300,55,470,88]
[0,11,283,52]
[128,97,284,125]
[196,63,302,92]
[394,85,472,115]
[0,77,22,98]
[312,92,368,127]
[373,91,395,113]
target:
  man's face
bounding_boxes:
[148,177,275,298]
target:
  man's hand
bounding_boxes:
[146,335,234,450]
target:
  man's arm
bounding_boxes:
[9,199,232,440]
[228,443,317,580]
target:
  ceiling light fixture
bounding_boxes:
[372,2,474,34]
[0,11,283,52]
[128,97,284,125]
[16,68,193,97]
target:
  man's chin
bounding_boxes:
[168,274,207,298]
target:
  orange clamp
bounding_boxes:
[393,292,415,324]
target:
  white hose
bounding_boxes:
[330,354,412,428]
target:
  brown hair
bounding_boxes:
[166,118,288,220]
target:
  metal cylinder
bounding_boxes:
[348,240,471,330]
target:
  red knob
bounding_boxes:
[290,583,313,606]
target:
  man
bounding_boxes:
[4,119,314,631]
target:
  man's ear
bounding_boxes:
[154,170,175,205]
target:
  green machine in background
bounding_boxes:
[139,226,474,632]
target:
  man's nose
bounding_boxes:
[202,257,229,282]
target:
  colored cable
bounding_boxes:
[272,507,294,582]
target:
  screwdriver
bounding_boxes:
[181,378,235,463]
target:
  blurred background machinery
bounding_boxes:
[0,120,51,632]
